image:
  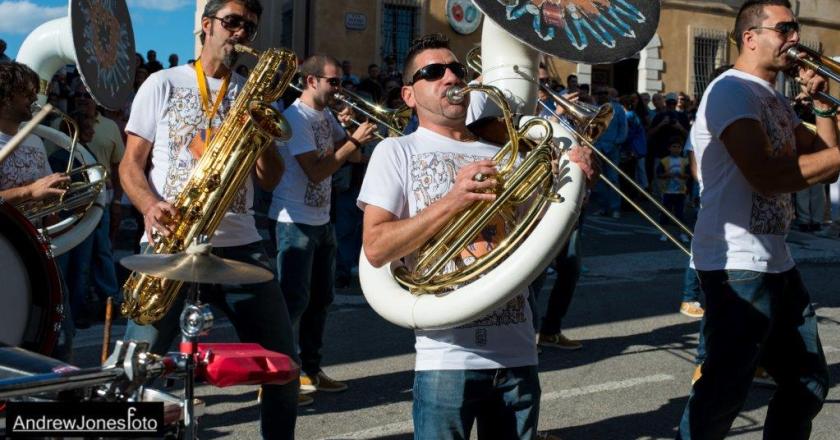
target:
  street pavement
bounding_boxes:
[69,209,840,439]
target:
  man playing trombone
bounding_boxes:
[678,1,840,438]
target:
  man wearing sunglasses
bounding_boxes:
[358,34,596,439]
[269,54,377,403]
[677,1,839,439]
[119,1,297,438]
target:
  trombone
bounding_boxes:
[288,82,409,141]
[467,48,694,255]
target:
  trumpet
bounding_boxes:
[468,50,694,255]
[785,46,840,107]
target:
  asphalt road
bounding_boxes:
[66,210,840,439]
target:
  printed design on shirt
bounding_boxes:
[163,87,248,214]
[303,117,334,208]
[409,151,525,329]
[749,97,795,235]
[0,144,49,190]
[457,295,528,329]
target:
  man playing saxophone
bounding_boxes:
[118,0,297,438]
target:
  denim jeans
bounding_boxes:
[677,268,829,440]
[413,366,541,440]
[593,145,621,214]
[681,265,701,303]
[275,222,336,376]
[333,188,362,279]
[56,206,119,320]
[529,228,580,335]
[124,241,299,440]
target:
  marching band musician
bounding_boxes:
[0,60,74,362]
[678,1,840,438]
[357,33,597,439]
[118,0,297,438]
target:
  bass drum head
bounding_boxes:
[0,201,62,354]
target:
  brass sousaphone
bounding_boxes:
[359,0,661,330]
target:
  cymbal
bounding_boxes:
[120,250,274,285]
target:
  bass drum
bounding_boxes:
[0,200,63,355]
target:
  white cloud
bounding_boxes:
[126,0,192,11]
[0,1,65,35]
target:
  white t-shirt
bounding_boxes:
[269,99,346,226]
[357,127,537,371]
[0,132,50,191]
[125,64,261,248]
[690,69,798,273]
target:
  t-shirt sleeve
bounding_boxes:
[283,110,317,156]
[704,79,761,139]
[125,73,166,143]
[357,139,406,217]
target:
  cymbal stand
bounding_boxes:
[178,278,214,440]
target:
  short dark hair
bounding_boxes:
[298,54,341,89]
[403,33,451,84]
[200,0,264,44]
[733,0,792,51]
[0,61,39,103]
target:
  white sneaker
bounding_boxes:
[659,234,668,242]
[679,233,690,243]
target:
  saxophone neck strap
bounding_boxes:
[195,58,231,142]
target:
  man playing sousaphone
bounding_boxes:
[118,0,297,437]
[678,1,840,438]
[358,33,598,439]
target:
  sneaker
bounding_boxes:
[691,365,702,386]
[301,371,348,393]
[659,234,668,242]
[611,211,621,219]
[538,333,582,350]
[298,393,314,406]
[679,301,704,318]
[679,233,690,243]
[753,367,776,387]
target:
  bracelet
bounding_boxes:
[347,137,361,148]
[812,104,838,118]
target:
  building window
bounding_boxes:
[690,28,729,98]
[381,2,419,70]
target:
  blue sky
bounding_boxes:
[1,0,196,65]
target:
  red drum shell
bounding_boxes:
[0,200,62,355]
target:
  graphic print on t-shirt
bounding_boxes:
[750,97,796,235]
[0,142,49,190]
[409,151,526,329]
[303,117,334,208]
[162,87,247,214]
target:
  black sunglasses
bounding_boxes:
[749,21,800,38]
[317,76,341,87]
[208,14,258,41]
[410,62,467,85]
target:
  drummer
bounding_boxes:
[0,61,74,362]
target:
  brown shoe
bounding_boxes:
[538,333,582,350]
[691,365,702,386]
[753,367,776,387]
[298,393,314,406]
[679,301,704,318]
[302,371,348,393]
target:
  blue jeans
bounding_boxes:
[124,241,298,440]
[678,268,829,440]
[275,222,336,376]
[334,188,362,278]
[593,144,621,214]
[413,366,541,440]
[56,206,119,320]
[682,265,701,303]
[529,228,580,334]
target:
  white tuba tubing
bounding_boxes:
[31,124,105,256]
[359,157,585,330]
[475,17,540,118]
[16,17,76,105]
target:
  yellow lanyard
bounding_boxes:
[195,58,230,144]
